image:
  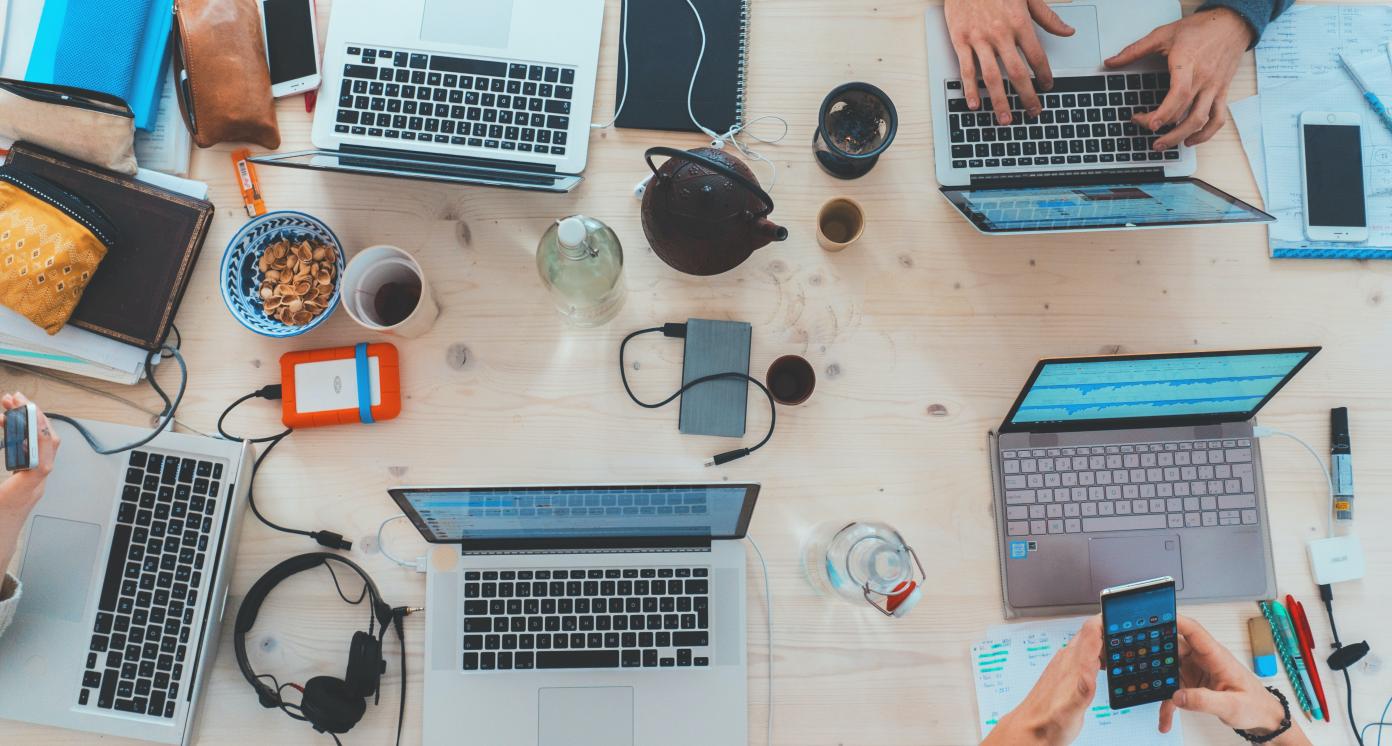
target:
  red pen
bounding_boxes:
[1287,595,1331,722]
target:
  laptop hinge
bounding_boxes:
[967,166,1167,189]
[458,536,714,555]
[462,546,713,557]
[339,143,559,175]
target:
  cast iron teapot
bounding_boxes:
[641,146,788,276]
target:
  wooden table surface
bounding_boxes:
[5,1,1391,744]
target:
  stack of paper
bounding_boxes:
[134,68,193,177]
[972,616,1181,745]
[1237,5,1392,259]
[0,169,208,384]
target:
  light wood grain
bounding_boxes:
[4,1,1391,744]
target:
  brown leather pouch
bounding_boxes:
[173,0,280,150]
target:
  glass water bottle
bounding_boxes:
[536,215,625,326]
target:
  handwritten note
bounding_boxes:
[972,616,1181,745]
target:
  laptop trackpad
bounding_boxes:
[1038,6,1102,69]
[420,0,514,49]
[19,516,101,623]
[539,687,633,746]
[1088,535,1183,595]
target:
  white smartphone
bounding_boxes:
[260,0,321,98]
[1299,111,1368,242]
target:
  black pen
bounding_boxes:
[1331,407,1354,521]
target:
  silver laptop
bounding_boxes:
[988,348,1320,617]
[251,0,604,192]
[0,419,253,743]
[924,0,1273,234]
[390,483,756,746]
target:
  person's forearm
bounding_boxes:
[1196,0,1294,46]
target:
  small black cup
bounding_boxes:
[767,355,816,405]
[813,82,898,179]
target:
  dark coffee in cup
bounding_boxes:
[767,355,816,405]
[373,278,422,327]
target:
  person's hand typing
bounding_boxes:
[944,0,1075,125]
[1158,616,1310,745]
[1104,7,1253,151]
[983,616,1102,746]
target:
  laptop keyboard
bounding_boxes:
[463,567,712,672]
[945,75,1179,170]
[80,450,223,719]
[1001,439,1257,537]
[336,45,575,156]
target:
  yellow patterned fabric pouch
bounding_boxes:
[0,167,115,334]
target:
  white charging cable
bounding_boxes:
[378,513,428,572]
[1253,426,1336,537]
[745,534,773,746]
[590,0,787,189]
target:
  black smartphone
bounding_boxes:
[1101,576,1179,709]
[4,403,38,472]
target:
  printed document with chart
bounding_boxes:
[972,616,1181,745]
[1249,5,1392,258]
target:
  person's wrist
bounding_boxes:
[1199,5,1256,48]
[994,704,1064,746]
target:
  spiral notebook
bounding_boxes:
[614,0,748,134]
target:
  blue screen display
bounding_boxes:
[947,180,1270,231]
[1011,352,1310,424]
[401,485,751,541]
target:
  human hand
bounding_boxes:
[1104,7,1253,150]
[944,0,1074,125]
[1,392,60,571]
[983,616,1102,746]
[1158,616,1308,744]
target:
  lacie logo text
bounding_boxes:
[333,376,342,394]
[1331,555,1348,563]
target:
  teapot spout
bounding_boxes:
[754,218,789,243]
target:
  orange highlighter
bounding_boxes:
[1286,594,1330,722]
[280,343,401,428]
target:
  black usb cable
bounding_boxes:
[218,385,352,551]
[619,323,776,466]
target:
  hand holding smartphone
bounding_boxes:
[4,402,38,472]
[1101,576,1179,710]
[1299,111,1368,243]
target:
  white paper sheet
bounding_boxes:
[973,616,1182,745]
[134,69,192,177]
[1230,95,1267,204]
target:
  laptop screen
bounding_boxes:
[1002,348,1319,431]
[940,178,1273,233]
[390,484,759,545]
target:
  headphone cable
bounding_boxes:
[619,324,776,466]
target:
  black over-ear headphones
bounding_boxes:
[233,553,409,743]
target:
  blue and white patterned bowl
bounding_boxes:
[219,211,345,338]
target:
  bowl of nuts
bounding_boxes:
[220,211,345,337]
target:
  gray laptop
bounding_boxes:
[988,348,1320,617]
[391,483,757,746]
[0,419,253,743]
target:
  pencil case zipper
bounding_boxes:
[0,169,117,248]
[0,79,133,118]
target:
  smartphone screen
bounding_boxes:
[262,0,318,85]
[1303,123,1366,228]
[4,407,30,471]
[1102,577,1179,709]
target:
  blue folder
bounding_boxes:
[25,0,174,131]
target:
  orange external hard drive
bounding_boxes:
[279,343,401,428]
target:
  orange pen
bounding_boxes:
[1286,595,1331,722]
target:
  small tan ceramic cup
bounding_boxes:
[816,197,865,251]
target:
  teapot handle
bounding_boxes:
[644,146,774,216]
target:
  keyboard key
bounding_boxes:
[1082,515,1167,532]
[537,651,619,669]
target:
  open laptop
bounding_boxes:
[924,0,1273,234]
[250,0,604,193]
[0,418,253,743]
[391,483,756,746]
[988,348,1321,617]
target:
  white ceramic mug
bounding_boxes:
[341,245,439,338]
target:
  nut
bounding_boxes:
[256,237,337,326]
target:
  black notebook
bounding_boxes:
[615,0,748,134]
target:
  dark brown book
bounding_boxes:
[5,142,213,351]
